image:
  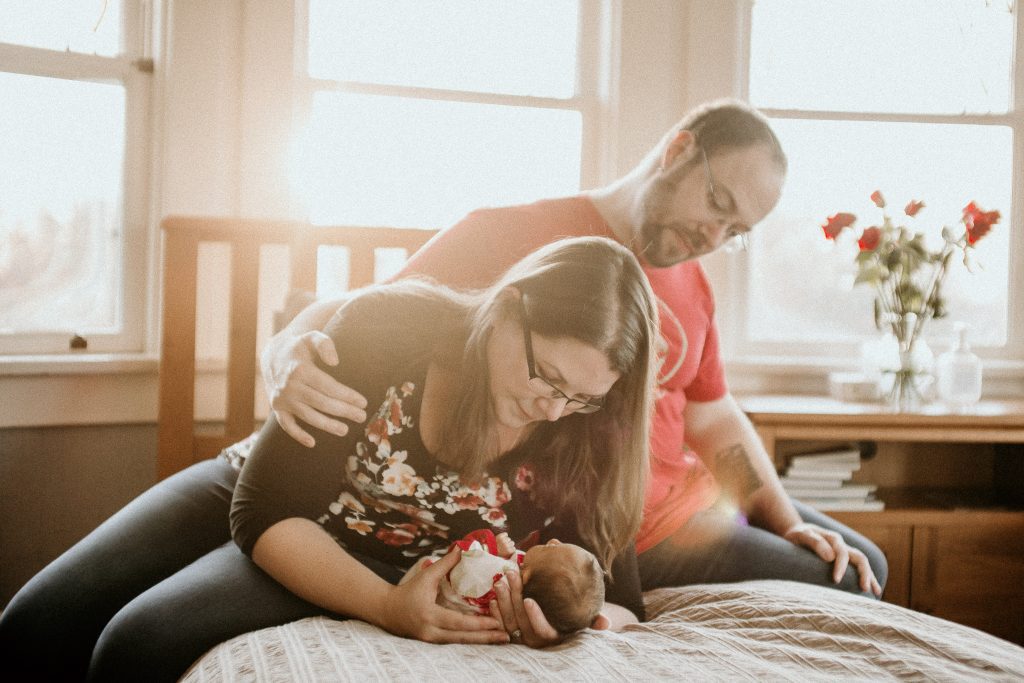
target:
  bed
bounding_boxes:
[159,216,1024,682]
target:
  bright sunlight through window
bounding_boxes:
[295,1,583,229]
[746,0,1015,353]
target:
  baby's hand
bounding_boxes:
[495,532,516,558]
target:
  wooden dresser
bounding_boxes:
[740,395,1024,645]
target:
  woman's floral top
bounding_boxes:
[313,377,546,565]
[230,288,551,569]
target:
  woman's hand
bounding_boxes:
[264,330,368,447]
[784,522,882,596]
[489,568,562,648]
[378,548,510,644]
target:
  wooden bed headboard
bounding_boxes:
[157,216,437,480]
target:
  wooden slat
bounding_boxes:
[157,216,438,480]
[289,230,319,293]
[225,240,260,440]
[157,228,199,480]
[349,245,376,289]
[161,215,303,244]
[195,435,238,460]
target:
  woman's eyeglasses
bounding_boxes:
[518,297,603,414]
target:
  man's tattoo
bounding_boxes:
[715,444,762,497]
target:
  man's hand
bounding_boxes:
[264,330,367,447]
[379,548,510,644]
[784,522,882,596]
[490,568,562,648]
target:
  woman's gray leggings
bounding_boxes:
[0,458,401,682]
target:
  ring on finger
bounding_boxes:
[510,628,522,641]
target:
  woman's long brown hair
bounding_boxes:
[436,237,660,570]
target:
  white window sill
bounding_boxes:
[0,354,247,428]
[4,352,1019,428]
[725,354,1024,399]
[0,353,160,377]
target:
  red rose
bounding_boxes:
[451,492,485,510]
[514,464,536,491]
[484,508,507,524]
[376,523,418,547]
[963,201,1000,245]
[870,190,885,208]
[904,200,925,217]
[822,212,856,240]
[366,418,388,445]
[857,226,881,251]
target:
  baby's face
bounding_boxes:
[521,539,594,584]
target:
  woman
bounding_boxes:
[0,236,659,681]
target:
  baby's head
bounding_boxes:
[521,539,604,635]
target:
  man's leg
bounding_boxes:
[0,458,238,681]
[637,499,888,598]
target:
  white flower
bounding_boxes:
[381,461,418,497]
[345,516,374,535]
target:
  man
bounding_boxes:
[262,99,885,618]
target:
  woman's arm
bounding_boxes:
[253,518,509,644]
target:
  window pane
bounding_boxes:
[290,92,582,227]
[0,72,126,333]
[0,0,121,56]
[307,0,579,98]
[747,118,1011,348]
[749,0,1014,114]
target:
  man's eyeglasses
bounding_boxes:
[700,146,750,253]
[518,297,603,414]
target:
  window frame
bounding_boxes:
[0,1,153,356]
[714,1,1024,384]
[289,0,612,219]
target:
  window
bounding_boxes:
[0,0,151,355]
[289,0,596,238]
[737,0,1019,363]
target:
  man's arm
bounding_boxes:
[260,205,553,447]
[684,393,881,594]
[684,393,798,534]
[259,296,368,446]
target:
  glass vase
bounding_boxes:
[879,314,934,411]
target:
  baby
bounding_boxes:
[401,529,605,636]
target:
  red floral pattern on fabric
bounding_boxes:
[316,381,533,565]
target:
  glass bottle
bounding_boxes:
[936,322,982,411]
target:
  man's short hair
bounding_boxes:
[679,98,787,172]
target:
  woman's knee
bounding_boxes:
[0,555,120,679]
[0,584,89,680]
[89,599,195,683]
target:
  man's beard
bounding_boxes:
[639,221,714,267]
[636,173,708,267]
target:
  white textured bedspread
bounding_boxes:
[181,580,1024,682]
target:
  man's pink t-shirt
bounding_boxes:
[395,196,725,553]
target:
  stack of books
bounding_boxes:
[780,448,884,511]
